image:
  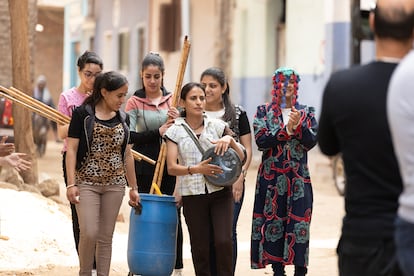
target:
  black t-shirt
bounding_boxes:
[68,113,124,138]
[238,110,251,137]
[318,61,403,238]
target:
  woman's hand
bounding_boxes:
[66,185,80,204]
[287,106,301,132]
[167,107,180,119]
[0,153,31,172]
[210,135,233,156]
[232,174,244,202]
[194,158,223,176]
[159,118,175,136]
[0,136,15,157]
[128,189,141,207]
[174,191,183,208]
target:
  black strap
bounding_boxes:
[181,124,205,154]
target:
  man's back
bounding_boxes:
[318,61,403,238]
[318,1,414,274]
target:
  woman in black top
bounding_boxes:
[201,67,252,274]
[66,71,140,276]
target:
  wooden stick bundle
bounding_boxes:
[10,87,71,124]
[0,85,155,164]
[0,90,68,125]
[150,142,166,194]
[149,36,191,194]
[0,85,70,124]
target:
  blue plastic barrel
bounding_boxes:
[127,194,178,276]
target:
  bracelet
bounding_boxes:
[66,184,77,189]
[187,166,193,175]
[129,186,138,190]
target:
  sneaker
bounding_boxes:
[171,268,183,276]
[91,269,97,276]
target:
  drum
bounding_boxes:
[202,147,242,187]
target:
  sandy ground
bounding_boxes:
[0,140,344,276]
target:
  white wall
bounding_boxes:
[285,0,326,76]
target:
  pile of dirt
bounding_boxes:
[0,188,78,270]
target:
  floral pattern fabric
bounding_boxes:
[251,102,318,268]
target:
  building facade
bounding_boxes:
[63,0,375,120]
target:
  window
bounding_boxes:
[86,0,95,18]
[137,27,146,88]
[70,41,81,87]
[103,33,113,70]
[159,0,181,52]
[118,31,130,71]
[89,36,94,51]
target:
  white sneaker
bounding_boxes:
[171,268,183,276]
[91,269,97,276]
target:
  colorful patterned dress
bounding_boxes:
[251,102,318,269]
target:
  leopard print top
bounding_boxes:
[75,121,127,186]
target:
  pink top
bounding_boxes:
[57,87,88,152]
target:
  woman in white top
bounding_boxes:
[165,82,245,276]
[200,67,252,274]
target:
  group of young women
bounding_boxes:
[58,50,316,276]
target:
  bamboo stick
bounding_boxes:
[9,86,70,123]
[132,149,156,165]
[0,85,155,165]
[156,142,167,186]
[1,85,70,123]
[149,142,165,194]
[172,36,191,107]
[150,36,191,194]
[0,89,69,125]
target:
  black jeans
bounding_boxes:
[183,187,234,276]
[62,153,80,252]
[337,236,402,276]
[210,182,245,275]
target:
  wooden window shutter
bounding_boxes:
[159,0,181,52]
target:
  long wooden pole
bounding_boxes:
[0,91,68,125]
[132,150,156,165]
[150,36,191,194]
[0,86,155,165]
[0,86,70,124]
[9,87,70,123]
[171,36,191,107]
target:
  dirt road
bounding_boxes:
[2,140,344,276]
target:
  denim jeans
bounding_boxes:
[232,182,245,273]
[395,216,414,276]
[337,235,401,276]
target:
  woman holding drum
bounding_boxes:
[165,82,245,276]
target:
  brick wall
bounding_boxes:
[0,1,12,87]
[34,6,64,106]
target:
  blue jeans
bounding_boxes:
[395,216,414,276]
[232,182,245,273]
